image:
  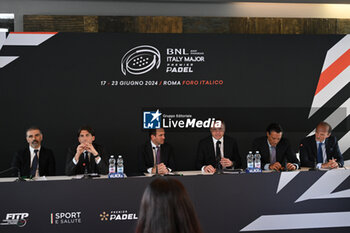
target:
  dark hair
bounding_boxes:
[266,123,283,134]
[135,177,202,233]
[77,125,95,137]
[316,122,332,133]
[26,126,42,136]
[148,128,163,138]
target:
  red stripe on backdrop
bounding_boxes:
[315,49,350,96]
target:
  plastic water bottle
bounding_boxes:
[109,155,116,174]
[117,155,124,174]
[247,151,254,169]
[254,151,261,169]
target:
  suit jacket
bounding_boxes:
[65,143,108,175]
[252,136,300,169]
[299,135,344,167]
[196,135,242,169]
[138,142,175,173]
[11,146,56,177]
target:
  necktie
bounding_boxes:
[216,141,222,169]
[317,142,323,164]
[156,146,161,165]
[31,149,39,177]
[270,146,276,164]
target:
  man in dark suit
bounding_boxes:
[65,126,108,175]
[12,126,56,178]
[299,121,343,169]
[252,123,299,171]
[138,128,175,175]
[196,120,242,173]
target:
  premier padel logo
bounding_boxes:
[121,45,161,76]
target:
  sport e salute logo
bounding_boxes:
[121,45,161,76]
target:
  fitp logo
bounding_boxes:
[143,109,162,129]
[121,45,161,76]
[0,213,29,227]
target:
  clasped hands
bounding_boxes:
[204,158,233,173]
[321,158,339,169]
[75,143,98,162]
[152,163,169,175]
[269,162,296,171]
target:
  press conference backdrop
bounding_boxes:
[0,33,349,175]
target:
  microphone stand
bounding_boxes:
[82,152,91,179]
[0,167,26,182]
[215,157,223,175]
[153,147,161,177]
[309,160,319,171]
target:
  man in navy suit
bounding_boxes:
[65,126,108,175]
[299,122,343,169]
[138,128,175,175]
[252,123,299,171]
[12,126,56,178]
[196,120,242,173]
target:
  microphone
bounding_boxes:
[152,147,160,177]
[0,167,26,182]
[282,159,288,172]
[215,156,223,175]
[80,150,92,179]
[83,150,89,175]
[309,158,318,171]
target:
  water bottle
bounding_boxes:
[109,155,116,174]
[117,155,124,174]
[254,151,261,169]
[247,151,254,169]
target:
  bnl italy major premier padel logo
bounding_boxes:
[121,45,161,76]
[0,32,57,68]
[143,109,162,129]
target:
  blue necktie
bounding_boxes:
[31,149,39,177]
[317,143,323,163]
